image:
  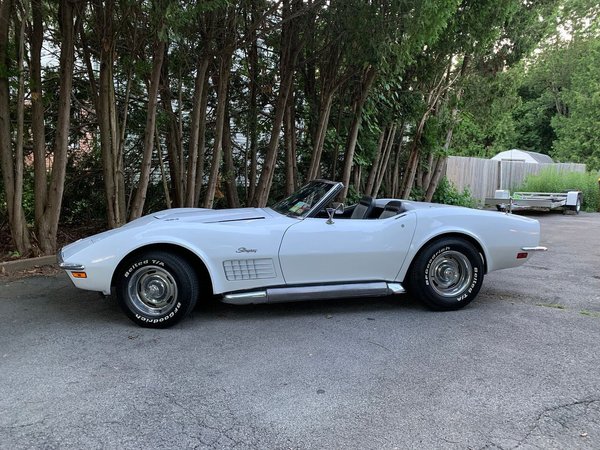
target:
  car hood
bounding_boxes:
[152,207,268,223]
[60,208,270,261]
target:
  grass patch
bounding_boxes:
[517,168,600,212]
[536,303,566,309]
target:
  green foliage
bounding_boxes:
[551,38,600,170]
[452,69,522,157]
[61,147,107,225]
[345,185,362,206]
[517,168,600,211]
[431,177,477,208]
[452,1,600,171]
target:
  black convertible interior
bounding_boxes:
[317,196,408,220]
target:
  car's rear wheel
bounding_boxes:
[407,238,484,311]
[115,251,199,328]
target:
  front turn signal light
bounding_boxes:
[71,272,87,278]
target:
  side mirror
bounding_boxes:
[326,203,345,224]
[332,202,345,214]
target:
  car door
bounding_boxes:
[278,212,417,285]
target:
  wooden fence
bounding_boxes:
[445,156,587,203]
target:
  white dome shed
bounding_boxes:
[491,149,554,164]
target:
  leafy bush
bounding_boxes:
[517,169,600,212]
[432,177,477,208]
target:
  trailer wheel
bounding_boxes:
[569,194,582,214]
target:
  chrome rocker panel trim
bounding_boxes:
[222,282,406,305]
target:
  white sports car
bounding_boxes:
[59,180,546,328]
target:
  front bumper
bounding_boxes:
[57,249,85,271]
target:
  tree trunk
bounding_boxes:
[306,31,345,182]
[424,156,447,202]
[36,0,76,254]
[222,109,240,208]
[129,38,166,220]
[283,90,297,195]
[424,56,470,202]
[400,138,422,200]
[203,54,232,208]
[391,121,405,198]
[251,0,303,207]
[339,66,377,201]
[365,127,388,197]
[246,1,259,203]
[184,57,210,207]
[400,96,440,199]
[306,92,334,181]
[250,62,295,207]
[156,127,171,208]
[373,123,397,197]
[400,68,459,199]
[90,0,126,228]
[0,0,31,254]
[352,165,362,196]
[193,73,210,207]
[160,51,184,207]
[330,104,344,180]
[14,6,26,245]
[421,152,435,189]
[30,0,45,229]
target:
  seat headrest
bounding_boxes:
[379,200,403,219]
[359,195,374,206]
[351,195,375,219]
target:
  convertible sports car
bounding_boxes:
[59,180,546,328]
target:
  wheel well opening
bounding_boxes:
[405,233,488,282]
[111,244,213,294]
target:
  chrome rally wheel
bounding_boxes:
[127,265,179,317]
[407,238,484,311]
[116,251,199,328]
[428,250,473,298]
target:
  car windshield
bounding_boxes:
[271,180,337,218]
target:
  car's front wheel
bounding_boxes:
[115,251,199,328]
[407,238,484,311]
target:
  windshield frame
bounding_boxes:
[270,180,343,219]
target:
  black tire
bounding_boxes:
[115,251,199,328]
[407,238,484,311]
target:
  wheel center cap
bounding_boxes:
[444,267,456,280]
[147,281,165,299]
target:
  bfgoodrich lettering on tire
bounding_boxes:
[116,251,199,328]
[407,237,484,311]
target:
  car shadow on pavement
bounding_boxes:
[190,293,427,322]
[18,272,430,328]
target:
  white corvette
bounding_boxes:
[59,180,546,328]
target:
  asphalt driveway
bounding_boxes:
[1,212,599,449]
